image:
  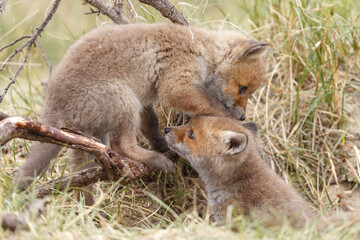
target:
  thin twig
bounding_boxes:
[83,0,129,24]
[0,44,32,103]
[0,35,31,52]
[138,0,189,25]
[0,0,61,103]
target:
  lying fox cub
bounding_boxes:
[165,116,314,227]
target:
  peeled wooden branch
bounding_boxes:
[0,114,150,198]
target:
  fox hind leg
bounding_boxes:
[13,142,62,191]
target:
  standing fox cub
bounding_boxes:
[14,23,270,202]
[165,116,314,227]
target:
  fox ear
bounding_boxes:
[242,122,258,138]
[219,131,248,155]
[231,41,270,61]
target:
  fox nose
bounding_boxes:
[240,114,246,121]
[164,127,171,134]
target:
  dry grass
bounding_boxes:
[0,0,360,239]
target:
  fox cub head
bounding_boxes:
[164,115,258,176]
[203,40,270,121]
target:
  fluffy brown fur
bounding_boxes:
[14,23,270,205]
[165,116,314,227]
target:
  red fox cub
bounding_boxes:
[14,23,270,204]
[164,116,314,227]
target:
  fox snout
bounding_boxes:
[164,126,187,157]
[164,126,175,145]
[164,127,171,134]
[232,106,246,121]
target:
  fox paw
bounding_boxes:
[148,154,175,173]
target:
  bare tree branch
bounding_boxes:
[0,113,151,196]
[83,0,129,24]
[1,198,49,231]
[139,0,189,25]
[0,0,61,103]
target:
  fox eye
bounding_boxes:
[188,130,196,139]
[239,86,247,95]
